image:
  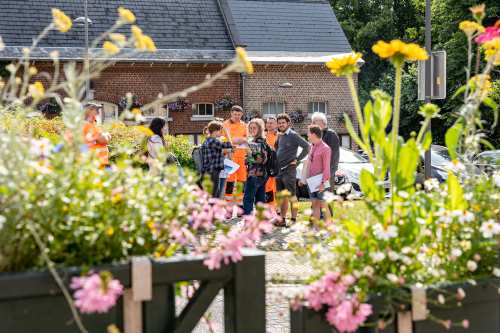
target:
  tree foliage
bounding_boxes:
[331,0,500,148]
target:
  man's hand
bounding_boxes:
[290,160,297,166]
[319,183,325,192]
[298,180,305,187]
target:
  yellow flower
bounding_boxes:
[459,20,484,37]
[483,38,500,65]
[51,8,72,33]
[106,227,114,236]
[469,4,485,22]
[372,40,428,63]
[234,47,254,74]
[131,25,143,41]
[326,52,362,77]
[118,7,136,24]
[131,108,142,115]
[136,125,154,136]
[103,41,120,55]
[28,66,38,76]
[142,35,157,52]
[109,33,127,44]
[28,81,45,99]
[469,74,492,99]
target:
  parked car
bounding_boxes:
[473,150,500,175]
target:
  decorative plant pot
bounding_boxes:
[0,249,265,333]
[290,278,500,333]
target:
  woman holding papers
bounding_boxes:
[300,125,332,224]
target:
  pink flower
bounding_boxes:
[462,319,470,329]
[476,25,500,44]
[71,272,123,314]
[441,320,452,330]
[326,300,372,333]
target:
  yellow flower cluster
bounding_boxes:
[235,47,254,74]
[459,20,485,37]
[103,41,120,55]
[326,52,362,77]
[469,74,492,99]
[372,40,428,63]
[483,38,500,66]
[131,25,157,52]
[118,7,136,24]
[469,4,486,22]
[51,8,72,33]
[28,81,45,99]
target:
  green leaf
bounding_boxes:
[447,172,465,211]
[483,97,499,129]
[445,122,463,160]
[360,169,384,201]
[395,138,419,189]
[451,84,466,100]
[422,131,432,151]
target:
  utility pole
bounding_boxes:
[424,0,432,179]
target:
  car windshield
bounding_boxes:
[340,148,367,163]
[476,152,500,165]
[431,149,452,166]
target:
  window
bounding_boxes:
[193,103,214,116]
[309,102,327,113]
[263,102,284,116]
[340,134,351,149]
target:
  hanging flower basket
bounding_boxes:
[214,95,235,112]
[289,110,305,124]
[165,99,190,112]
[118,94,142,113]
[243,110,262,122]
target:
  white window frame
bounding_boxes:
[263,102,285,117]
[191,103,215,121]
[309,101,327,114]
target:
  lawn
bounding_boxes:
[296,199,370,222]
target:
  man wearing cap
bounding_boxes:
[223,105,247,212]
[83,103,110,167]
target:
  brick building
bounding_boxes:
[0,0,358,147]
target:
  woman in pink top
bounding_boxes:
[304,125,332,223]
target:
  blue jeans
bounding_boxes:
[216,177,227,199]
[243,176,267,215]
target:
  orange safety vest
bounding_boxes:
[223,119,247,160]
[83,122,109,166]
[266,131,278,150]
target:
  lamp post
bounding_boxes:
[424,0,432,179]
[74,0,92,101]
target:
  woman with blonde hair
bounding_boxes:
[242,118,270,215]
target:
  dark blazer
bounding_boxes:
[322,128,340,173]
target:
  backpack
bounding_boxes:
[264,142,279,177]
[192,145,204,173]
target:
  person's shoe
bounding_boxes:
[273,217,287,227]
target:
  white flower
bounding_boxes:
[493,172,500,187]
[460,211,474,223]
[464,193,473,201]
[0,215,5,230]
[386,273,399,284]
[424,178,440,191]
[323,191,340,203]
[456,288,466,300]
[437,294,445,304]
[398,191,409,199]
[363,266,374,277]
[371,251,385,262]
[416,217,426,225]
[373,223,398,240]
[460,240,472,251]
[451,248,463,258]
[467,260,477,272]
[493,268,500,277]
[480,220,500,238]
[388,251,399,261]
[30,138,52,158]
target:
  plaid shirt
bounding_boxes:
[201,137,232,173]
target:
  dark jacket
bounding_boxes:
[276,129,310,169]
[322,128,340,173]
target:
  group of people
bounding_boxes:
[82,102,341,225]
[198,105,340,226]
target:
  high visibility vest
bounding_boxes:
[223,120,247,160]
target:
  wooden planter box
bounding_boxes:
[291,279,500,333]
[0,249,265,333]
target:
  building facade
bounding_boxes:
[0,0,359,147]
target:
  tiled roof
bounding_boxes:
[0,46,235,63]
[225,0,352,53]
[0,0,233,50]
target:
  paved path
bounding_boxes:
[178,250,314,333]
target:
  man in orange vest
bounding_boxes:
[83,103,110,167]
[223,105,247,212]
[265,116,278,206]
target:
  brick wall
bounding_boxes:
[243,64,358,141]
[93,63,241,135]
[34,62,241,136]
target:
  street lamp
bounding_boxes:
[74,0,92,101]
[424,0,432,179]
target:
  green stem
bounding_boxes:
[390,63,403,221]
[416,116,431,144]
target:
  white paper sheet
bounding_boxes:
[224,158,240,175]
[306,173,330,193]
